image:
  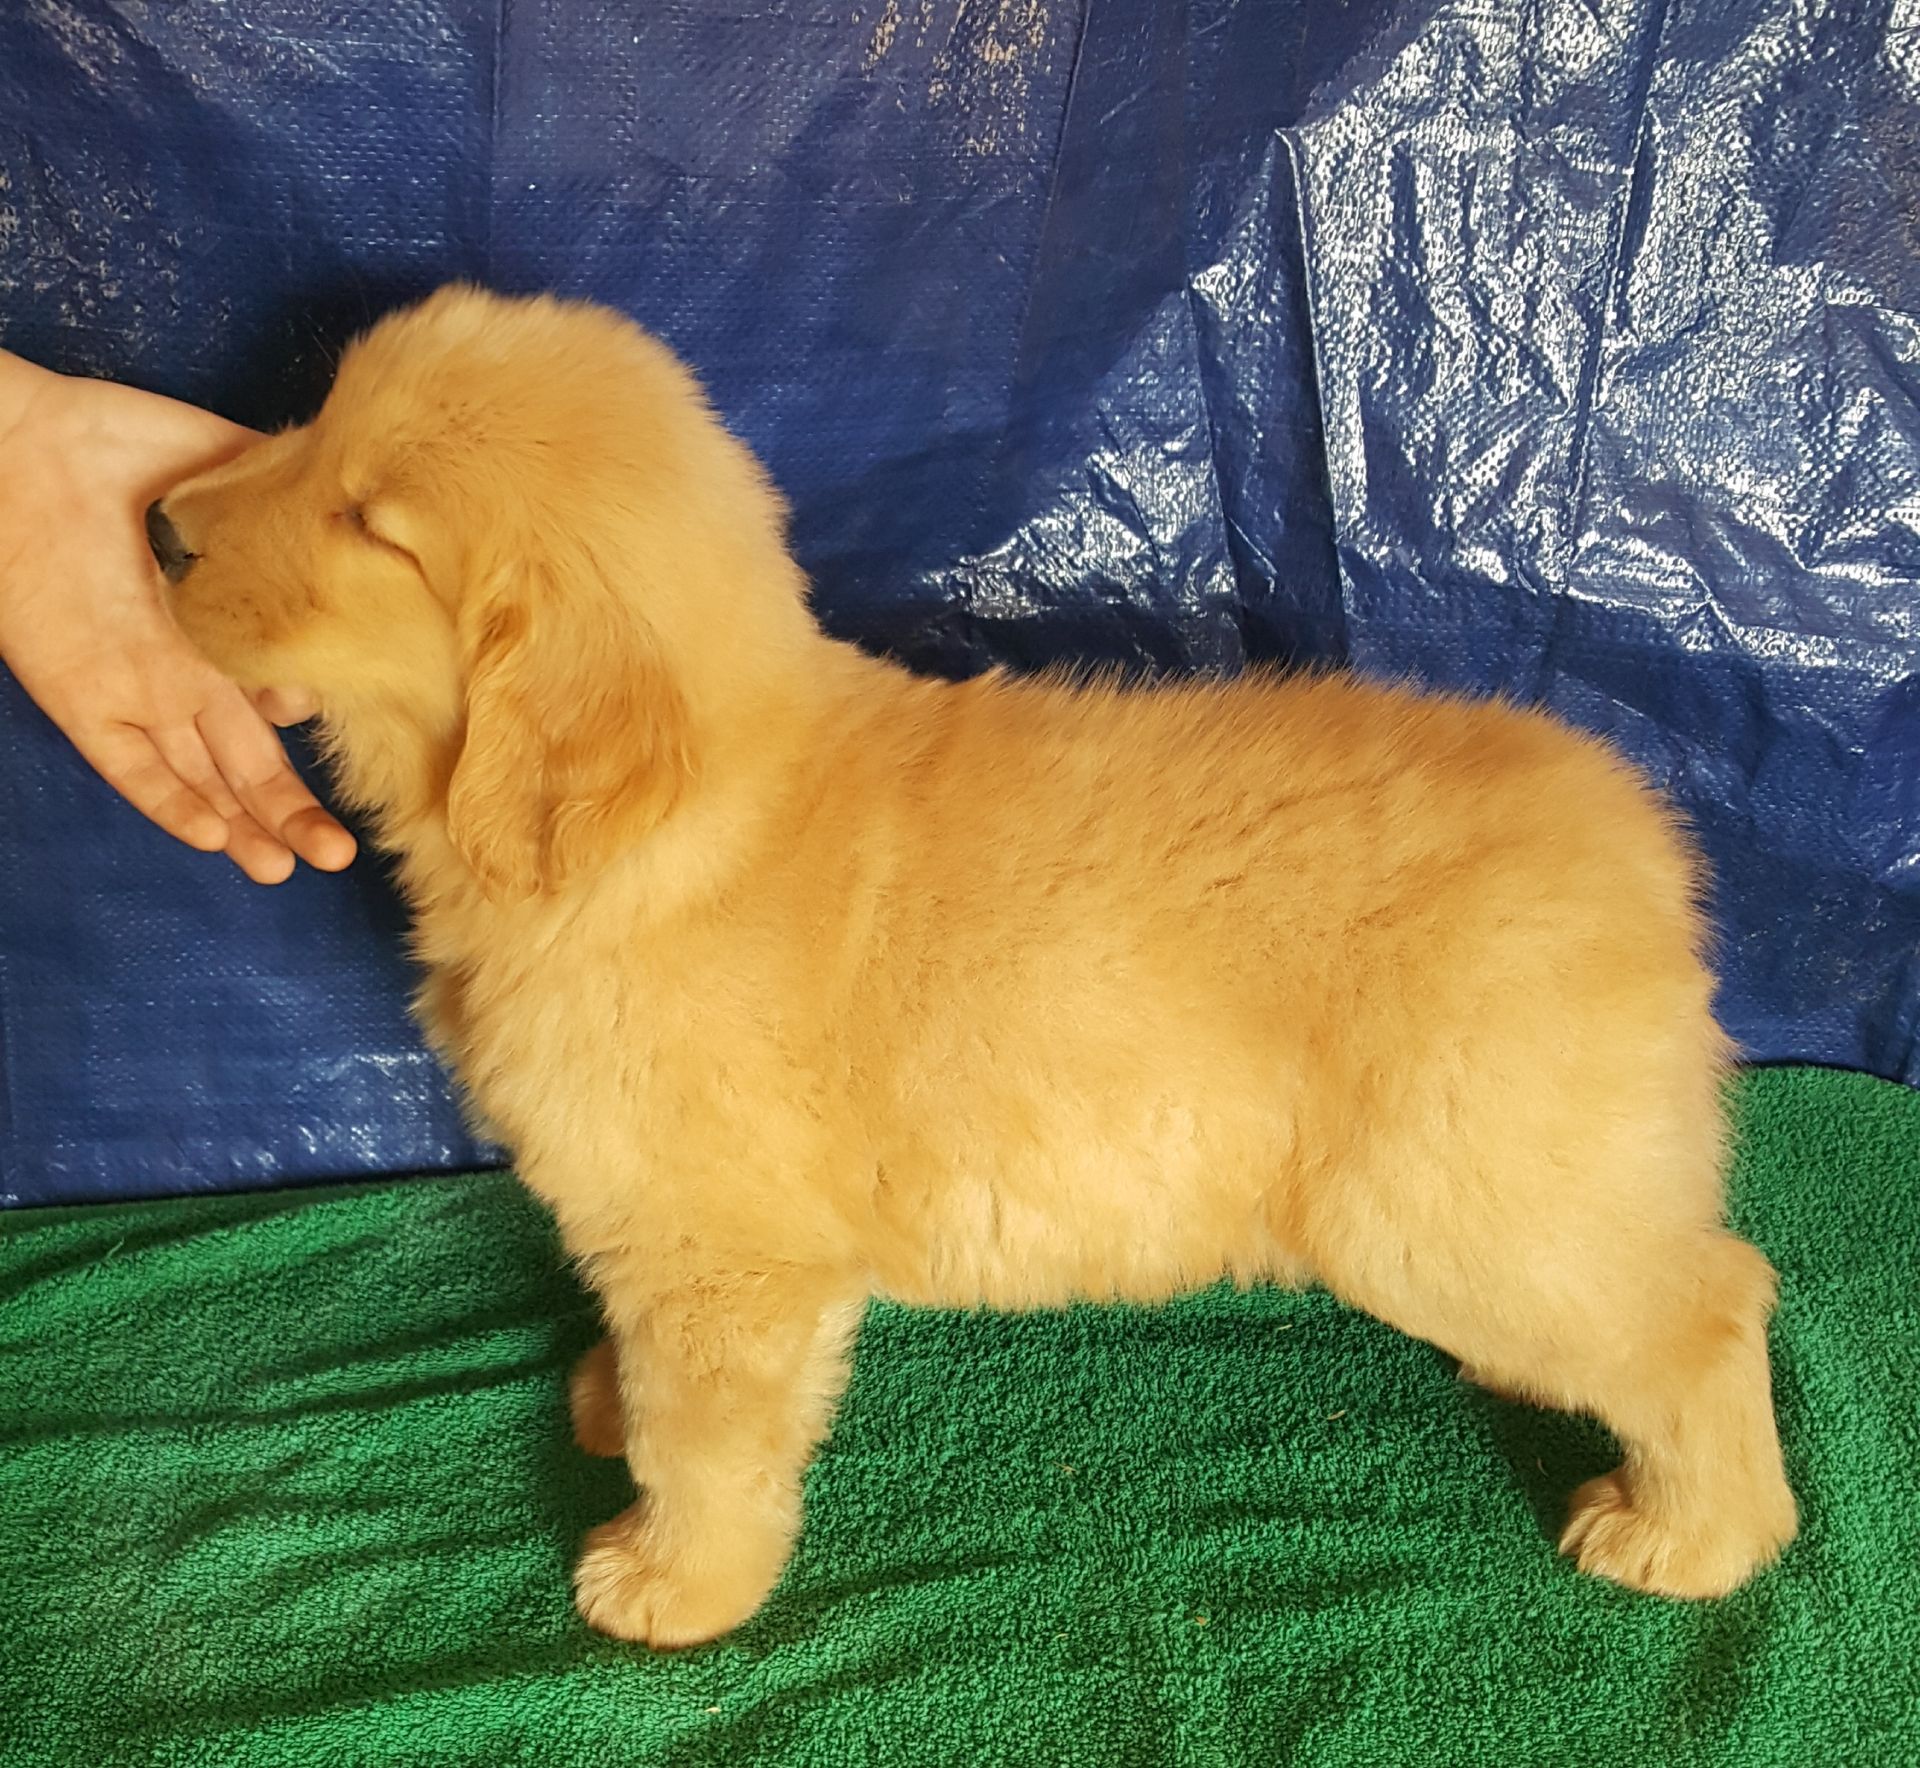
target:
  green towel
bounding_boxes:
[1,1067,1914,1766]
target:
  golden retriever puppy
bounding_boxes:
[154,286,1796,1645]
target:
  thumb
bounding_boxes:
[253,685,319,726]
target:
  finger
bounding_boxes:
[230,759,357,871]
[115,718,298,882]
[75,725,229,852]
[276,802,359,872]
[198,696,357,872]
[219,808,298,886]
[253,685,319,727]
[147,720,245,823]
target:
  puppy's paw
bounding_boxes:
[568,1339,624,1459]
[1559,1469,1793,1600]
[573,1501,788,1648]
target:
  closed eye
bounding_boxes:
[343,502,422,570]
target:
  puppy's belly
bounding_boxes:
[864,1130,1300,1311]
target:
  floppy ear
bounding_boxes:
[445,554,693,899]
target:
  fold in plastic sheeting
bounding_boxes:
[1,0,1914,1204]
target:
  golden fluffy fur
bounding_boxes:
[159,287,1796,1645]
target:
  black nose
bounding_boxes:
[145,500,195,583]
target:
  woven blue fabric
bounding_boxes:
[1,0,1914,1203]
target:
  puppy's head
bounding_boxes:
[159,285,807,898]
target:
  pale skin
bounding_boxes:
[0,348,354,881]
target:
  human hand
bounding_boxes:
[0,354,355,882]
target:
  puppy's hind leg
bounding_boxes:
[1553,1231,1796,1599]
[1436,1223,1795,1599]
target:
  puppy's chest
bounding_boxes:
[434,944,817,1168]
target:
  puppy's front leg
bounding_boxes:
[572,1267,863,1648]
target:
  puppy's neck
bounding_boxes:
[316,694,462,876]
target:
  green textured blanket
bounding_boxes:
[1,1067,1915,1766]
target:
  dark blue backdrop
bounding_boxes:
[2,0,1915,1205]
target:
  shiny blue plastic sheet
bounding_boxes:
[1,0,1915,1205]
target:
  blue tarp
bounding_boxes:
[1,0,1915,1206]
